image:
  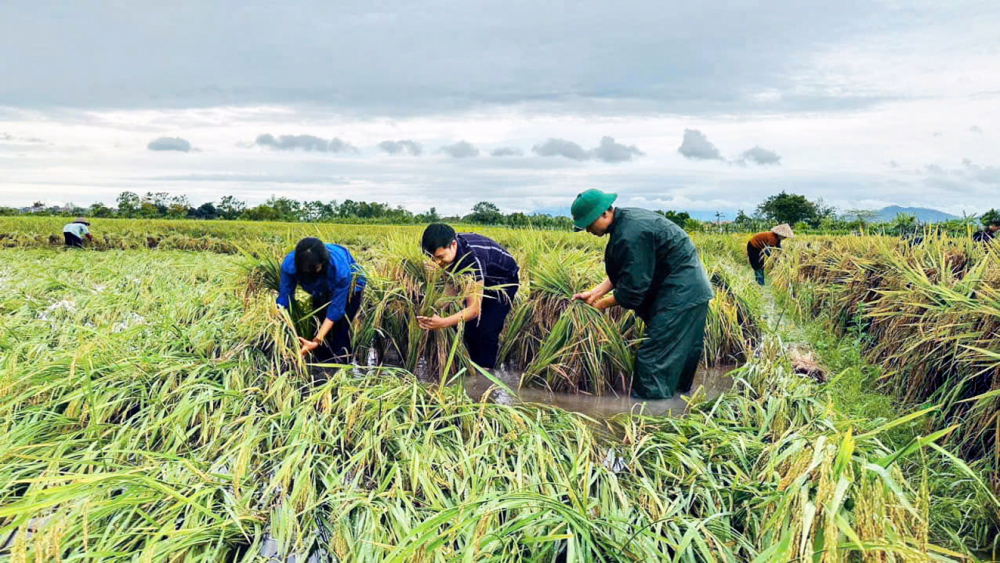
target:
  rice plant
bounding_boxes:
[771,233,1000,504]
[1,250,995,561]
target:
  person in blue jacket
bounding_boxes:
[276,237,366,362]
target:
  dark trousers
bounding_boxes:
[633,303,709,400]
[64,233,84,248]
[747,242,769,286]
[464,287,517,370]
[311,289,363,363]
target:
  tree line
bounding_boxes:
[3,190,996,234]
[4,192,577,229]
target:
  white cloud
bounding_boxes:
[490,146,524,157]
[531,136,645,162]
[378,140,423,156]
[147,137,192,152]
[590,136,644,163]
[2,45,999,219]
[532,138,589,160]
[677,129,722,161]
[737,146,781,166]
[961,158,1000,185]
[438,140,479,158]
[255,133,358,153]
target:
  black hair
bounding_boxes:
[421,223,456,255]
[294,237,329,282]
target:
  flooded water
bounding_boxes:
[362,348,736,419]
[461,364,736,419]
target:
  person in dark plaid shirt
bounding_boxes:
[418,223,520,370]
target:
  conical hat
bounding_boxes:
[771,224,794,238]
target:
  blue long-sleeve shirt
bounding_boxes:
[276,243,366,322]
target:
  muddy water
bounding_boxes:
[370,349,736,419]
[461,364,737,419]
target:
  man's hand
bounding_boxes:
[572,289,601,306]
[416,314,448,330]
[592,294,617,311]
[298,336,320,357]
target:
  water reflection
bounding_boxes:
[365,347,736,419]
[462,365,736,419]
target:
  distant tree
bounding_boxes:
[416,207,441,223]
[981,209,1000,227]
[140,192,171,216]
[842,208,877,234]
[191,202,218,220]
[116,192,141,217]
[891,213,917,234]
[166,195,191,218]
[88,202,115,217]
[137,202,159,218]
[264,196,302,221]
[733,209,754,230]
[756,191,819,226]
[338,199,360,219]
[845,208,878,225]
[505,212,531,228]
[814,198,837,224]
[217,195,246,220]
[469,201,503,224]
[355,201,391,220]
[655,210,691,226]
[243,204,282,222]
[30,201,45,212]
[135,192,166,217]
[683,218,703,232]
[301,200,333,222]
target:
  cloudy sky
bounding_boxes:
[1,0,998,218]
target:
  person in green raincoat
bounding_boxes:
[570,189,714,399]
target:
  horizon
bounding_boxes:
[10,194,978,224]
[2,1,998,216]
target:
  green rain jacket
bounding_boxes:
[604,207,714,321]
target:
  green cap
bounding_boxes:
[571,189,618,231]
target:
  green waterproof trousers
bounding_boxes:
[632,303,709,400]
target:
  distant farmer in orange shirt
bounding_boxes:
[747,224,794,285]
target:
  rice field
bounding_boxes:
[770,234,1000,498]
[1,218,998,561]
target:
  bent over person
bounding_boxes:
[418,224,520,370]
[277,237,366,363]
[747,224,794,286]
[63,217,92,248]
[571,190,714,400]
[972,218,999,244]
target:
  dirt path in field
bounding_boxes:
[761,285,828,382]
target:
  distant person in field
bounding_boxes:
[570,190,714,400]
[62,217,92,248]
[418,223,520,371]
[276,237,366,363]
[747,224,794,286]
[972,218,999,244]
